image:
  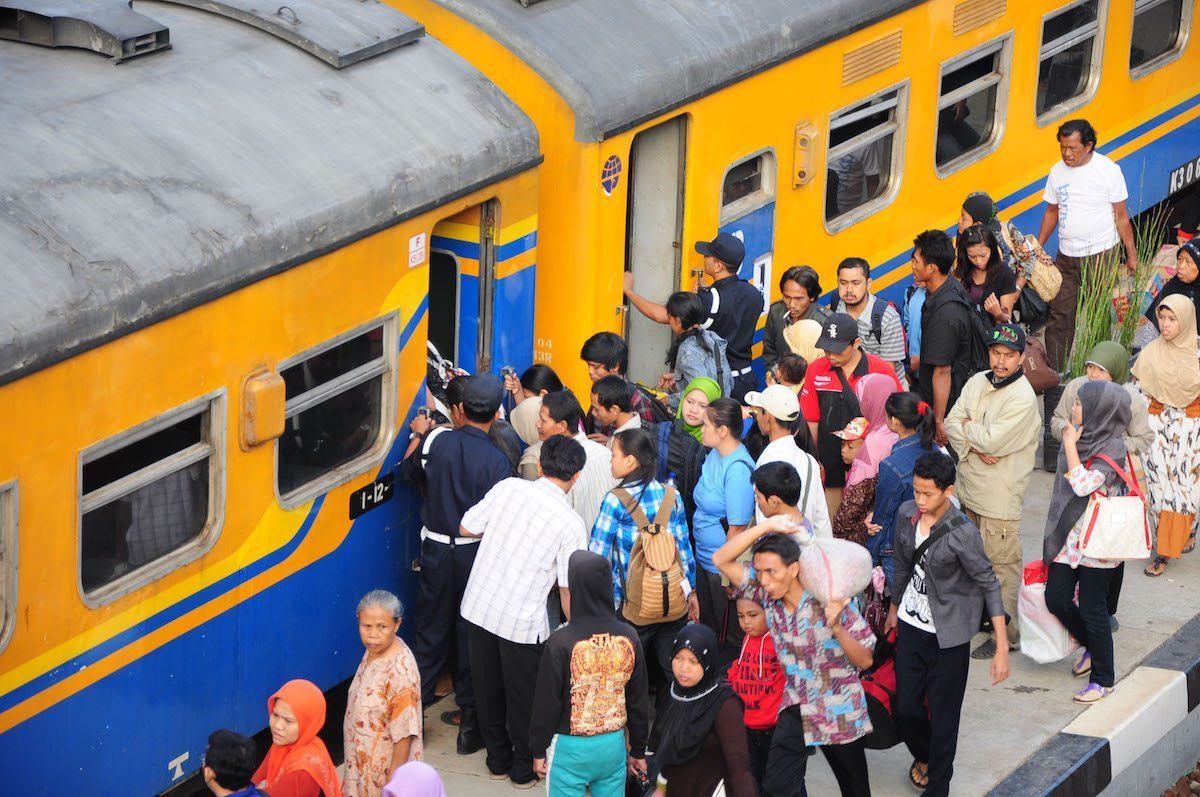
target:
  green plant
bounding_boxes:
[1065,195,1170,378]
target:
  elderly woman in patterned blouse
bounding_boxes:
[342,590,424,797]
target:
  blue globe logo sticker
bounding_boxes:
[601,154,622,196]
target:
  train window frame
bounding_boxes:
[824,81,909,234]
[1034,0,1109,126]
[274,315,399,510]
[1129,0,1192,78]
[77,391,228,608]
[0,482,16,652]
[719,149,777,226]
[934,34,1014,177]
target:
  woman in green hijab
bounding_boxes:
[654,376,723,524]
[1049,340,1154,626]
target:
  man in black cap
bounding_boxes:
[402,373,514,754]
[624,232,764,401]
[799,312,902,515]
[945,323,1039,659]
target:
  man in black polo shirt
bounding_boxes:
[401,374,514,754]
[624,232,764,401]
[910,230,982,446]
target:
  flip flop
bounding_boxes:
[1144,557,1167,577]
[909,760,929,790]
[1183,533,1196,555]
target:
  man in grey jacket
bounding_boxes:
[886,452,1009,797]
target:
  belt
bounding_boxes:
[421,527,481,546]
[731,366,754,378]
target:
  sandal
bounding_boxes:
[1184,533,1197,555]
[909,760,929,790]
[1144,556,1168,577]
[1073,682,1113,704]
[1072,651,1092,678]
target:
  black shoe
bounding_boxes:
[456,707,484,755]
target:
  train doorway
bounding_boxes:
[428,250,459,364]
[624,116,687,386]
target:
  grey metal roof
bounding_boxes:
[433,0,924,142]
[0,1,540,384]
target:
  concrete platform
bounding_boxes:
[421,471,1200,795]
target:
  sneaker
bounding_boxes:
[1073,682,1113,703]
[971,639,998,659]
[1072,651,1092,678]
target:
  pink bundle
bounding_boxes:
[799,538,874,605]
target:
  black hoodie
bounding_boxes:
[529,550,651,759]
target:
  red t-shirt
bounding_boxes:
[799,352,902,423]
[727,633,784,730]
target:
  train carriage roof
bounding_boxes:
[432,0,924,142]
[0,0,540,385]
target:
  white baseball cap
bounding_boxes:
[744,384,800,422]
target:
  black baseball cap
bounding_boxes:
[816,313,861,354]
[462,374,505,415]
[989,323,1026,352]
[694,233,745,268]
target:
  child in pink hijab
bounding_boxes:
[848,373,900,487]
[382,762,446,797]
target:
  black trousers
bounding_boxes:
[746,726,774,793]
[762,705,871,797]
[1107,562,1124,616]
[894,623,969,797]
[1045,563,1116,687]
[414,538,478,708]
[632,616,687,682]
[731,371,758,403]
[695,569,743,661]
[467,623,543,781]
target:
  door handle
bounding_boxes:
[616,305,628,316]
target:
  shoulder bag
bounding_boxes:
[1078,454,1152,561]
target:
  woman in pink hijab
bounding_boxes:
[382,762,446,797]
[832,373,900,545]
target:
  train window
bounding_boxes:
[276,317,397,505]
[79,394,226,604]
[720,150,776,223]
[0,483,15,652]
[1036,0,1106,122]
[826,84,907,230]
[935,36,1012,175]
[1130,0,1190,75]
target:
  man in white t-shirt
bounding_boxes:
[1037,119,1137,369]
[744,384,832,537]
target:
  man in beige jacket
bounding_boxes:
[946,323,1039,659]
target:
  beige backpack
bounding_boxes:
[613,486,687,625]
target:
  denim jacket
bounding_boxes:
[870,435,936,584]
[890,501,1003,649]
[669,330,732,410]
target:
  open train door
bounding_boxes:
[624,116,687,386]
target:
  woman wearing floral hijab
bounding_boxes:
[1134,294,1200,577]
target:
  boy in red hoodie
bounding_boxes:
[728,596,784,789]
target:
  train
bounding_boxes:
[0,0,1195,793]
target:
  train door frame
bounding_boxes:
[718,148,777,384]
[477,199,498,374]
[427,249,461,366]
[623,115,688,387]
[0,481,16,652]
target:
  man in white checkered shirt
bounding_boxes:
[459,434,589,788]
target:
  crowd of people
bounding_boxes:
[197,118,1200,797]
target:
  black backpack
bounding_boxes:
[829,295,903,347]
[654,420,707,522]
[635,384,674,424]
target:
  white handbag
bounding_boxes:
[1078,454,1152,561]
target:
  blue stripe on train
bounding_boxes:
[429,231,537,263]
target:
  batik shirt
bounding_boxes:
[735,571,875,746]
[342,639,423,797]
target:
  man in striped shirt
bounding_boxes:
[459,435,589,788]
[830,257,908,388]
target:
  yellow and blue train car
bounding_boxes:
[0,1,539,793]
[393,0,1198,392]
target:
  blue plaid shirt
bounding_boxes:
[589,480,697,608]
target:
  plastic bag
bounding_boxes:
[1017,561,1078,664]
[799,538,874,605]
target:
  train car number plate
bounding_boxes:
[1168,155,1200,195]
[350,473,394,519]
